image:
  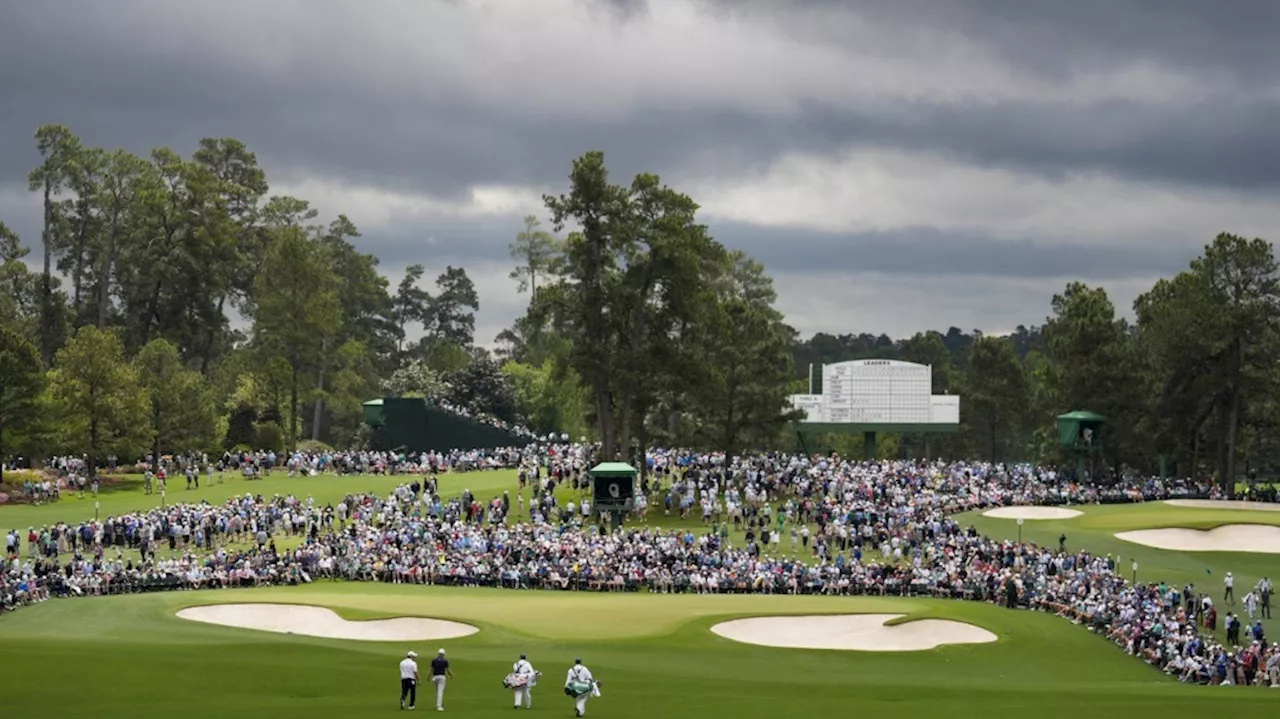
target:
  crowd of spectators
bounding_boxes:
[3,451,1278,687]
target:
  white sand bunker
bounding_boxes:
[982,506,1082,520]
[1164,499,1280,512]
[176,603,479,642]
[1116,525,1280,554]
[710,614,997,652]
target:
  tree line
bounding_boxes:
[0,124,530,473]
[4,126,1274,489]
[0,133,798,473]
[788,235,1280,489]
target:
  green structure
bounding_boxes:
[1056,410,1107,478]
[790,422,960,459]
[362,397,535,453]
[589,462,637,531]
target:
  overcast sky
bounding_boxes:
[3,0,1279,346]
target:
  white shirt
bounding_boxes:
[1225,573,1233,588]
[566,664,593,685]
[514,659,534,675]
[400,658,418,680]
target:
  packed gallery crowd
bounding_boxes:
[2,447,1279,687]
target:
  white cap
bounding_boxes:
[407,651,417,658]
[438,648,446,655]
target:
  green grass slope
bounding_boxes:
[2,585,1273,719]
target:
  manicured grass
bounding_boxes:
[2,584,1275,719]
[961,501,1280,641]
[7,481,1280,715]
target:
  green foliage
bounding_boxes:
[503,359,590,438]
[253,421,285,453]
[134,339,218,457]
[509,214,560,297]
[250,224,342,449]
[0,328,45,461]
[48,326,150,470]
[443,351,518,424]
[295,438,334,455]
[383,358,446,400]
[685,251,798,457]
[962,335,1029,462]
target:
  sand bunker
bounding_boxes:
[1116,525,1280,554]
[982,506,1082,520]
[176,603,479,642]
[710,614,997,652]
[1163,499,1280,512]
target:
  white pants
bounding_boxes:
[433,676,446,708]
[574,692,589,715]
[513,686,531,707]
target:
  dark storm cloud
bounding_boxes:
[2,0,1279,201]
[2,0,1277,345]
[762,0,1280,81]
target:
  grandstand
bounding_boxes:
[361,398,536,452]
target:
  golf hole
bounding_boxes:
[981,506,1082,520]
[710,614,998,652]
[1115,524,1280,554]
[176,603,479,642]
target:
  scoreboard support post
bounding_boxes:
[589,462,638,533]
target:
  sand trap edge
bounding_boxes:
[982,506,1083,520]
[1114,524,1280,554]
[1163,499,1280,512]
[176,603,480,642]
[710,614,998,652]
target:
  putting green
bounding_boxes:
[1,584,1272,718]
[961,501,1280,645]
[6,474,1280,714]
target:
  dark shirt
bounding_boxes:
[431,657,449,676]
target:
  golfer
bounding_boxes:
[564,658,597,717]
[510,653,538,709]
[431,648,452,711]
[399,651,419,711]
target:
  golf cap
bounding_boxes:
[438,648,446,655]
[407,651,417,658]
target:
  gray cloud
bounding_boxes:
[1,0,1277,342]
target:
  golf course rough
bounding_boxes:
[710,614,998,651]
[981,506,1083,520]
[175,603,479,641]
[1114,524,1280,554]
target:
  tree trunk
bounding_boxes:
[1214,397,1228,492]
[290,363,299,452]
[596,388,615,460]
[40,181,55,366]
[199,294,227,375]
[1223,338,1243,496]
[617,392,633,467]
[637,419,649,483]
[97,223,120,328]
[153,404,162,472]
[311,338,329,442]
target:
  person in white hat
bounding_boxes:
[430,648,452,711]
[399,651,419,710]
[507,653,538,709]
[564,658,598,717]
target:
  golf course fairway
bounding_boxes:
[0,583,1274,718]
